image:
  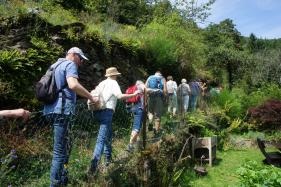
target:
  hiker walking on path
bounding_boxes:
[177,78,191,113]
[43,47,97,187]
[145,71,167,136]
[166,76,177,117]
[125,80,146,152]
[189,79,201,111]
[88,67,141,174]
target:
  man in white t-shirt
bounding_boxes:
[166,76,177,117]
[88,67,140,175]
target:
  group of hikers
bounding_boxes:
[166,76,208,116]
[0,46,222,186]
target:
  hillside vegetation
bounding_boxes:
[1,0,281,186]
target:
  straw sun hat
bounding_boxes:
[105,67,121,77]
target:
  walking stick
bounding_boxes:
[142,88,148,149]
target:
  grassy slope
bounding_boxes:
[187,149,264,187]
[25,137,130,187]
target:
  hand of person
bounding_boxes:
[15,109,30,122]
[133,90,142,95]
[22,109,31,122]
[89,95,99,104]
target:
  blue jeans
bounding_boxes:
[48,114,72,187]
[91,109,114,170]
[130,103,144,133]
[190,95,198,111]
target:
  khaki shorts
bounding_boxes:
[148,94,164,119]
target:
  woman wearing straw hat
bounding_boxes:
[88,67,141,175]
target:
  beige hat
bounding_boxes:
[181,78,187,83]
[105,67,121,77]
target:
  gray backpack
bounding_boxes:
[178,84,189,96]
[35,60,67,104]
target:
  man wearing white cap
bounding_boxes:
[44,47,97,187]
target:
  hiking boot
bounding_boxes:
[105,157,111,167]
[88,159,97,175]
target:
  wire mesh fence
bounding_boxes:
[0,93,195,186]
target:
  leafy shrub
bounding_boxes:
[40,1,78,26]
[212,88,245,119]
[141,22,178,67]
[186,110,217,136]
[227,119,254,133]
[237,160,281,186]
[211,107,231,129]
[105,126,193,187]
[0,36,63,107]
[211,84,281,123]
[248,99,281,130]
[141,14,206,75]
[242,83,281,112]
[0,0,28,18]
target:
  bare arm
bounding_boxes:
[0,108,30,122]
[187,85,191,93]
[162,78,167,95]
[67,77,96,103]
[117,91,140,100]
[145,78,149,87]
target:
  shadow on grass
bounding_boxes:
[211,157,223,166]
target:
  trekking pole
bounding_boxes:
[180,85,184,126]
[142,88,148,149]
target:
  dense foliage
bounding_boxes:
[248,99,281,130]
[1,0,281,186]
[237,160,281,186]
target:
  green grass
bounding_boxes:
[182,148,265,187]
[24,136,130,187]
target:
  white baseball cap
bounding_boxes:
[67,47,89,60]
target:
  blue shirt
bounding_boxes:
[43,58,78,115]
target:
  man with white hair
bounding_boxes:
[177,78,191,113]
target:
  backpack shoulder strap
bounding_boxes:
[51,59,68,70]
[55,60,72,95]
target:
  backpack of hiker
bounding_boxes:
[125,84,141,104]
[190,81,200,96]
[35,60,68,104]
[147,75,164,91]
[177,84,190,96]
